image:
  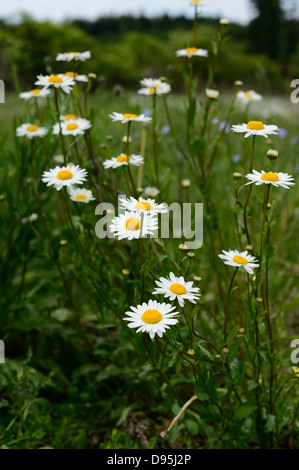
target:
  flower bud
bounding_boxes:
[206,89,220,100]
[182,179,191,188]
[219,18,229,25]
[267,149,278,160]
[178,243,188,251]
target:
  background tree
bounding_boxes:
[248,0,285,59]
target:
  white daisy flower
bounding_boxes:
[42,165,87,191]
[245,170,295,189]
[35,74,75,94]
[63,71,88,82]
[56,51,91,62]
[103,154,143,169]
[144,187,160,197]
[176,47,208,58]
[16,123,48,139]
[69,187,95,203]
[109,211,158,240]
[152,272,200,307]
[138,84,171,96]
[60,114,78,121]
[109,112,152,124]
[52,118,92,136]
[119,196,168,214]
[218,250,260,275]
[236,90,262,103]
[138,78,171,95]
[231,121,279,138]
[123,299,179,339]
[19,88,51,101]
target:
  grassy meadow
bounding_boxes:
[0,7,299,450]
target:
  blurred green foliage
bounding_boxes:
[0,14,298,94]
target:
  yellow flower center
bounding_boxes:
[244,92,253,99]
[65,123,79,131]
[75,194,87,201]
[125,218,140,231]
[123,113,137,119]
[26,125,38,132]
[169,283,187,295]
[57,170,73,180]
[142,309,162,324]
[233,255,248,265]
[48,75,63,83]
[68,52,78,55]
[186,47,197,54]
[116,154,130,162]
[261,172,279,182]
[30,89,40,95]
[65,114,77,120]
[135,201,153,211]
[65,72,78,77]
[246,121,264,130]
[148,87,156,94]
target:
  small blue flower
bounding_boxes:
[232,154,241,163]
[142,108,152,118]
[211,118,219,125]
[278,128,288,139]
[219,121,230,134]
[160,124,170,135]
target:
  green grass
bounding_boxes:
[0,78,299,449]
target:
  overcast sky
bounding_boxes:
[1,0,298,25]
[0,0,255,24]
